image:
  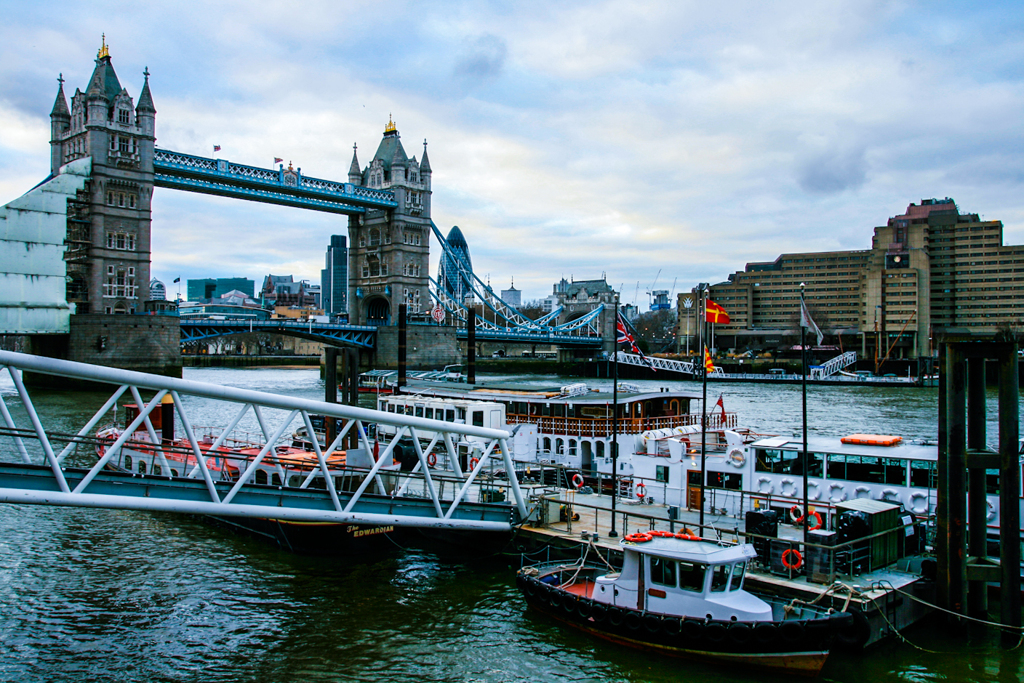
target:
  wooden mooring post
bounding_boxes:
[936,335,1020,644]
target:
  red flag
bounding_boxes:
[705,299,731,324]
[715,394,725,421]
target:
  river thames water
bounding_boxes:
[0,367,1021,682]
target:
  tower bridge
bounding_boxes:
[0,40,610,373]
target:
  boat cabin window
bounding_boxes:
[288,475,301,488]
[707,471,740,489]
[415,406,424,418]
[154,464,162,476]
[425,408,433,419]
[271,473,282,486]
[255,469,268,485]
[828,455,906,486]
[543,437,551,453]
[710,564,730,592]
[138,460,147,475]
[910,460,936,487]
[457,408,466,421]
[729,562,746,591]
[596,441,604,458]
[446,409,455,422]
[569,439,578,457]
[678,561,706,593]
[124,455,133,471]
[755,449,822,476]
[471,411,483,427]
[649,556,677,587]
[170,468,179,477]
[656,465,669,483]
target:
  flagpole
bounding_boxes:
[800,283,809,548]
[699,284,708,532]
[609,297,619,538]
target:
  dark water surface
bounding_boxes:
[0,368,1021,682]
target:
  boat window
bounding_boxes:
[729,562,746,591]
[170,468,178,477]
[986,469,1000,495]
[446,409,455,422]
[457,408,466,421]
[125,455,133,471]
[678,561,706,593]
[154,463,162,476]
[415,406,424,418]
[710,564,730,592]
[255,469,268,485]
[669,399,680,415]
[754,448,800,474]
[828,454,906,486]
[707,472,740,490]
[569,439,578,457]
[138,460,147,475]
[910,460,936,487]
[555,439,565,455]
[271,473,282,486]
[543,437,551,453]
[310,476,327,490]
[596,441,604,458]
[472,411,484,427]
[424,408,433,419]
[656,465,669,483]
[650,556,677,587]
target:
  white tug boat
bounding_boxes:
[516,533,853,677]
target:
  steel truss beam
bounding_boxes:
[0,351,528,531]
[179,319,376,349]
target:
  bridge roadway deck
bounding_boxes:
[0,463,517,531]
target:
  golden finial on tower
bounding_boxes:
[384,114,396,133]
[98,34,110,59]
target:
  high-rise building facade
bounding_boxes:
[438,225,474,304]
[50,39,155,315]
[346,118,432,325]
[187,277,255,301]
[321,235,348,317]
[685,198,1024,359]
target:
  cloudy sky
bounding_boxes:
[2,1,1022,306]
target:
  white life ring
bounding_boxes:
[571,473,585,489]
[909,491,928,514]
[828,482,847,503]
[756,476,774,494]
[879,488,900,503]
[636,482,647,499]
[854,485,871,499]
[727,448,746,467]
[806,481,821,501]
[779,478,797,497]
[986,499,997,521]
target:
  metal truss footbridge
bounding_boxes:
[179,318,376,349]
[0,351,529,533]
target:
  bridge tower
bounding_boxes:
[49,37,155,316]
[346,119,432,326]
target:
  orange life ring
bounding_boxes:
[803,510,823,531]
[470,457,480,469]
[781,548,803,570]
[636,482,647,499]
[649,530,675,538]
[427,452,437,468]
[571,473,585,489]
[674,533,701,541]
[624,532,653,543]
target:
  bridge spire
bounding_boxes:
[420,139,431,173]
[348,143,361,183]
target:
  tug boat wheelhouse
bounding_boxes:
[516,533,852,677]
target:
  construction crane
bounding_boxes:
[668,277,678,307]
[645,269,662,309]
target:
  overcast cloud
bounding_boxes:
[1,1,1022,305]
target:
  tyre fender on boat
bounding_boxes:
[624,610,642,631]
[753,622,777,644]
[680,618,702,641]
[779,478,797,496]
[834,608,870,650]
[577,598,593,619]
[590,602,607,623]
[987,499,997,521]
[778,620,804,644]
[879,487,900,503]
[643,613,662,634]
[756,476,774,494]
[728,622,753,645]
[909,490,928,514]
[662,617,682,637]
[607,606,625,627]
[704,622,728,643]
[828,482,847,503]
[727,448,746,467]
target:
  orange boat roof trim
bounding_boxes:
[840,434,903,447]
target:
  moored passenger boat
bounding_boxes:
[516,533,852,676]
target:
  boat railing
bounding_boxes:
[505,412,737,437]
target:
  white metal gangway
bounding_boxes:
[0,351,529,533]
[810,351,858,379]
[613,352,724,376]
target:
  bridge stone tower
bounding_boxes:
[49,38,156,316]
[346,119,432,326]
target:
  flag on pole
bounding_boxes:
[704,347,716,373]
[213,145,221,153]
[617,312,656,371]
[715,393,726,421]
[274,157,283,164]
[800,296,824,346]
[172,277,180,283]
[705,299,731,324]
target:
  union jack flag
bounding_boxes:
[617,312,656,371]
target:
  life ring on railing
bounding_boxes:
[779,478,797,497]
[789,505,803,524]
[470,457,480,470]
[756,477,774,494]
[987,499,997,521]
[909,491,928,514]
[781,549,803,570]
[636,482,647,499]
[625,532,653,543]
[427,452,437,468]
[828,483,848,503]
[806,481,821,501]
[571,473,585,489]
[727,448,746,467]
[854,485,871,499]
[879,487,900,503]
